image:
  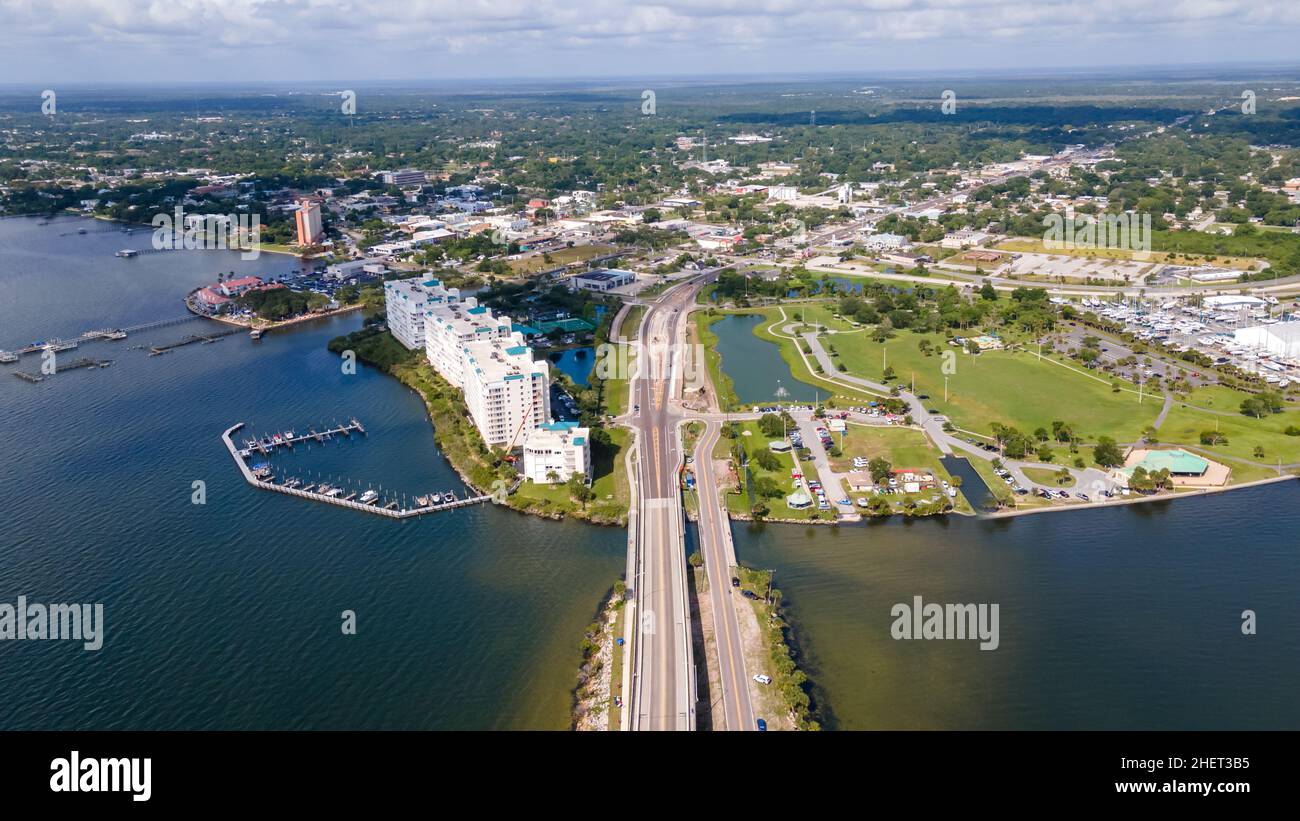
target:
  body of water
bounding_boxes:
[733,484,1300,729]
[547,347,595,387]
[710,313,819,404]
[0,215,625,730]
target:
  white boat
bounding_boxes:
[359,490,379,504]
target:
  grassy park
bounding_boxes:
[712,306,1300,486]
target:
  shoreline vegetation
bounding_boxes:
[733,566,821,730]
[572,581,627,730]
[326,323,630,526]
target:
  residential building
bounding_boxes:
[383,276,466,350]
[461,334,551,448]
[424,301,516,388]
[521,422,592,484]
[294,198,323,245]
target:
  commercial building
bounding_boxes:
[383,276,466,350]
[294,198,323,246]
[377,169,428,187]
[1234,321,1300,359]
[462,334,551,447]
[570,269,635,292]
[1204,294,1267,311]
[326,259,388,280]
[521,421,591,484]
[863,232,911,251]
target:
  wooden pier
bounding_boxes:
[222,423,492,519]
[12,357,113,383]
[3,315,201,358]
[149,325,243,355]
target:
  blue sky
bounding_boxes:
[1,0,1299,83]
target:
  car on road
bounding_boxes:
[753,674,772,685]
[837,498,852,506]
[756,719,767,731]
[633,404,639,412]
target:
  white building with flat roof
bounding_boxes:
[424,301,516,389]
[462,334,551,447]
[384,276,466,350]
[521,422,592,484]
[1234,321,1300,359]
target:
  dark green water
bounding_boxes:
[0,215,625,730]
[735,488,1300,730]
[710,313,819,404]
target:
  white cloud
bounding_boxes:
[0,0,1298,81]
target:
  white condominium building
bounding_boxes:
[461,333,551,448]
[384,276,465,350]
[424,302,515,389]
[521,422,591,484]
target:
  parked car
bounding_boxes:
[731,577,740,588]
[753,674,772,685]
[756,719,768,731]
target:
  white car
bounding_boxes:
[753,674,772,685]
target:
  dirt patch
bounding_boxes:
[735,598,796,731]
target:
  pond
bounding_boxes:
[709,313,820,404]
[546,346,595,386]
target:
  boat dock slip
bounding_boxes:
[222,423,491,519]
[236,418,366,456]
[3,315,201,358]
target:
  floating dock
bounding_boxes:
[222,422,492,519]
[236,419,366,456]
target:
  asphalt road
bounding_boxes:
[691,421,757,731]
[628,278,700,731]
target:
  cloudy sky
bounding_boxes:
[1,0,1299,83]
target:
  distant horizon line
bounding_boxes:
[2,60,1300,90]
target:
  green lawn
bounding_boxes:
[827,424,971,513]
[1023,466,1076,487]
[619,304,645,341]
[1159,386,1300,469]
[716,421,820,520]
[815,327,1160,441]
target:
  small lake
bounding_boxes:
[709,313,819,404]
[547,347,594,386]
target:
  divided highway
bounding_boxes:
[624,269,759,731]
[627,278,700,731]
